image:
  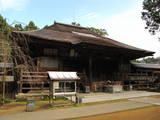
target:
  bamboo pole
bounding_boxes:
[2,37,7,104]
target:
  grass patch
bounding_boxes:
[16,98,27,102]
[54,96,68,101]
[0,95,133,115]
[82,99,129,106]
[0,95,12,105]
[3,99,12,104]
[51,98,129,110]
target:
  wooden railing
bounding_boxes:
[18,71,49,93]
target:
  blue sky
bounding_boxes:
[0,0,160,57]
[1,0,136,27]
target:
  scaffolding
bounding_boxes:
[0,32,13,104]
[11,33,50,98]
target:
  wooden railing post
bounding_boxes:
[19,68,23,93]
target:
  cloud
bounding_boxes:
[95,0,160,57]
[82,12,98,20]
[0,0,29,11]
[75,9,99,21]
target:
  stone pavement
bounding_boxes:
[129,97,160,105]
[79,91,160,103]
[0,101,151,120]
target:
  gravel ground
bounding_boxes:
[78,91,160,103]
[0,101,151,120]
[1,91,160,120]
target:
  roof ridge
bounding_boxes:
[54,21,88,29]
[132,62,160,65]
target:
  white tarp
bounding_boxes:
[48,71,80,80]
[72,31,99,38]
[0,63,13,68]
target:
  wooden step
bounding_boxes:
[20,79,48,81]
[18,82,48,84]
[22,87,49,90]
[23,72,47,74]
[22,75,48,78]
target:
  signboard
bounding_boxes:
[53,82,59,89]
[0,76,14,82]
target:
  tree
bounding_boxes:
[142,0,160,34]
[43,25,49,29]
[14,24,23,31]
[71,22,81,27]
[71,22,108,36]
[24,21,38,31]
[0,15,13,33]
[88,27,107,36]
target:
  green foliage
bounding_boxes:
[0,15,38,32]
[0,95,2,105]
[0,95,12,105]
[0,32,12,62]
[130,59,141,63]
[4,99,12,104]
[43,25,49,29]
[131,57,160,64]
[0,15,13,64]
[14,21,38,31]
[71,22,108,36]
[41,96,68,101]
[141,57,155,63]
[137,57,160,64]
[54,96,68,101]
[88,27,108,36]
[14,24,24,31]
[142,0,160,34]
[71,22,81,27]
[16,98,27,102]
[24,21,38,31]
[0,15,13,33]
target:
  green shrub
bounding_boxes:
[0,95,12,105]
[42,96,68,101]
[16,98,27,102]
[4,99,11,104]
[54,97,68,101]
[0,95,2,105]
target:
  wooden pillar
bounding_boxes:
[49,80,53,104]
[58,58,63,71]
[64,81,66,93]
[19,68,23,93]
[82,64,87,86]
[75,81,77,92]
[89,58,93,89]
[2,39,7,104]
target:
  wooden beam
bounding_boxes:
[89,57,93,89]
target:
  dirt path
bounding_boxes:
[0,101,151,120]
[74,106,160,120]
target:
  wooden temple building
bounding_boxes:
[11,22,159,96]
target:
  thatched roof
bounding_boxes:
[12,22,154,59]
[131,62,160,70]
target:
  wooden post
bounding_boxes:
[89,58,92,91]
[2,38,7,104]
[19,69,23,93]
[49,80,53,105]
[2,64,6,104]
[64,81,66,93]
[75,81,77,93]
